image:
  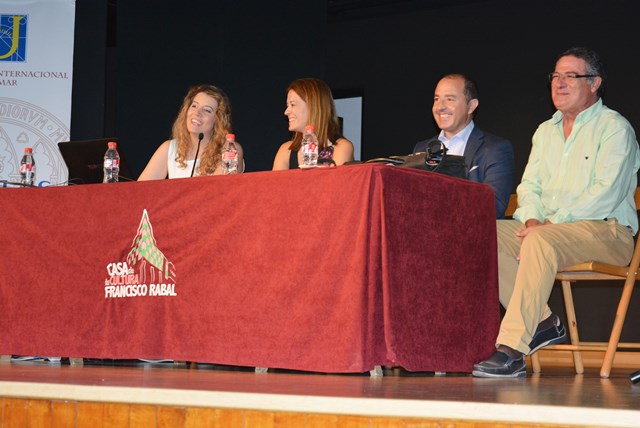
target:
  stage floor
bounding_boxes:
[1,360,639,427]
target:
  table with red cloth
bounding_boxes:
[0,164,499,373]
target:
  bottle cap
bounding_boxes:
[24,147,33,153]
[305,125,315,133]
[108,141,117,148]
[226,133,235,141]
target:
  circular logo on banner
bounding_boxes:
[0,97,69,186]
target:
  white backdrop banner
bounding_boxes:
[0,0,75,186]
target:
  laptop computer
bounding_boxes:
[58,138,135,184]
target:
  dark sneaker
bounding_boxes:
[472,351,526,378]
[528,314,567,355]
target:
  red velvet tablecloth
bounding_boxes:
[0,164,499,372]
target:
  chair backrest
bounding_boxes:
[505,194,518,218]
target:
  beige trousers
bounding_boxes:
[496,219,634,354]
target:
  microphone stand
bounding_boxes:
[190,133,204,177]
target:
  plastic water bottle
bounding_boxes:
[222,133,238,174]
[301,125,318,167]
[103,141,120,183]
[19,147,36,186]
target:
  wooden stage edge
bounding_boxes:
[1,351,639,428]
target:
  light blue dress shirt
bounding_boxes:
[438,121,475,156]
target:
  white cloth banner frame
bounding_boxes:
[0,0,75,186]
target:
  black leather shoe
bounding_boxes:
[472,351,526,378]
[528,313,567,355]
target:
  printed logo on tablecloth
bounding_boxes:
[0,15,27,62]
[104,209,177,299]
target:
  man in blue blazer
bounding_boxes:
[413,74,514,218]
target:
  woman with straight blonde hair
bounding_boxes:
[273,78,353,170]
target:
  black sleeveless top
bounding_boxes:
[289,149,299,169]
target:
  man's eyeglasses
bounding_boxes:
[548,72,598,83]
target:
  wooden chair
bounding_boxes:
[504,193,518,219]
[506,189,640,378]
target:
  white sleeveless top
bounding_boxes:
[167,139,200,178]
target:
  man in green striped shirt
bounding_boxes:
[473,47,640,378]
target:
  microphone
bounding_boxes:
[190,133,204,177]
[426,138,447,157]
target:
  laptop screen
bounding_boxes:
[57,138,135,184]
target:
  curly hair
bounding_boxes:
[287,78,342,152]
[172,84,232,175]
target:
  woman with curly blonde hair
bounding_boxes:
[139,84,243,180]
